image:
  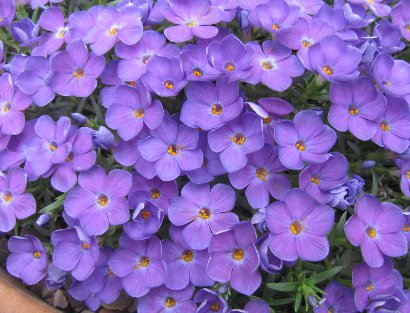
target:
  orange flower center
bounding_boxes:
[290,221,303,235]
[198,208,211,220]
[232,133,246,145]
[211,104,223,115]
[181,250,194,262]
[232,248,245,261]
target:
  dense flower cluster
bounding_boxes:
[1,0,410,312]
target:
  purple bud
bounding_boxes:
[92,126,115,150]
[218,284,228,294]
[361,160,376,169]
[45,263,68,290]
[328,175,365,210]
[10,17,39,47]
[35,213,51,227]
[71,113,88,125]
[308,295,318,307]
[237,10,251,31]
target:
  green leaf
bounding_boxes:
[371,169,378,195]
[336,211,347,235]
[294,291,302,312]
[270,298,295,306]
[267,282,299,292]
[39,199,64,214]
[310,266,343,285]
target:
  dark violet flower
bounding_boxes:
[163,225,213,290]
[208,112,264,173]
[0,168,36,232]
[108,235,166,297]
[64,165,132,236]
[116,30,180,83]
[343,3,375,29]
[328,175,364,210]
[139,117,203,181]
[141,56,188,97]
[51,227,100,281]
[309,35,361,82]
[127,172,178,214]
[344,194,407,268]
[168,182,238,250]
[255,0,300,35]
[91,126,116,150]
[195,288,229,313]
[245,40,304,92]
[11,17,40,47]
[0,1,15,27]
[229,145,290,209]
[51,39,105,97]
[180,78,243,130]
[45,263,68,290]
[244,300,270,313]
[6,235,46,285]
[274,110,337,170]
[400,290,410,313]
[124,201,164,240]
[299,152,348,204]
[38,7,70,55]
[373,19,405,54]
[0,73,32,136]
[84,6,143,56]
[391,0,410,41]
[347,0,391,17]
[372,96,410,153]
[256,234,284,274]
[352,259,402,312]
[372,53,410,98]
[328,77,387,141]
[367,289,408,313]
[266,188,334,262]
[207,34,253,82]
[181,44,220,81]
[25,115,76,177]
[278,18,335,69]
[16,56,54,107]
[314,281,356,313]
[105,85,164,141]
[207,221,261,296]
[68,280,102,311]
[138,285,196,313]
[162,0,220,42]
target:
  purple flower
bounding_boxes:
[51,39,105,97]
[328,175,365,210]
[314,281,356,313]
[399,161,410,197]
[207,34,253,82]
[45,263,68,290]
[168,182,238,250]
[68,280,102,311]
[244,300,270,313]
[163,225,213,290]
[138,285,196,313]
[328,77,387,141]
[0,1,15,27]
[11,17,40,47]
[84,6,143,56]
[274,110,337,170]
[116,30,180,82]
[91,126,115,150]
[208,112,264,173]
[51,227,100,281]
[344,194,407,268]
[108,235,166,297]
[181,44,220,81]
[308,35,361,82]
[6,235,47,285]
[141,56,188,97]
[348,0,391,17]
[299,152,348,204]
[266,188,334,262]
[256,234,285,274]
[180,78,243,130]
[128,173,178,214]
[284,0,323,17]
[278,18,334,70]
[195,288,229,313]
[139,117,203,181]
[16,56,54,107]
[372,96,410,153]
[255,0,300,35]
[244,40,304,92]
[367,289,408,313]
[373,19,405,54]
[391,0,410,41]
[105,85,164,141]
[372,53,410,97]
[0,73,32,136]
[229,145,290,209]
[207,222,261,296]
[64,165,132,236]
[0,168,36,232]
[124,201,164,240]
[162,0,220,42]
[352,259,403,311]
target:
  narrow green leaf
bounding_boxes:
[39,199,64,213]
[310,266,343,285]
[270,298,295,306]
[336,211,347,235]
[371,169,378,195]
[267,282,299,292]
[294,291,302,312]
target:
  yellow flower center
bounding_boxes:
[406,171,410,179]
[142,56,150,64]
[49,142,57,151]
[290,221,303,235]
[403,224,410,232]
[310,175,320,185]
[108,27,118,36]
[210,302,220,311]
[262,115,272,124]
[65,152,74,163]
[366,283,375,291]
[81,242,90,250]
[164,81,174,90]
[167,144,179,156]
[56,30,66,38]
[97,194,109,207]
[271,24,280,31]
[225,63,235,72]
[405,24,410,32]
[1,103,10,114]
[198,208,211,220]
[302,40,312,48]
[2,191,13,203]
[295,141,305,151]
[181,250,194,262]
[380,121,390,132]
[134,108,145,118]
[323,65,333,75]
[107,268,114,277]
[73,68,84,79]
[128,81,136,87]
[366,226,377,238]
[193,69,203,77]
[32,251,41,258]
[164,297,176,308]
[186,21,197,27]
[232,133,246,145]
[151,188,160,199]
[383,81,391,87]
[137,256,150,268]
[262,60,273,70]
[256,167,268,181]
[140,209,151,220]
[232,248,245,261]
[349,105,359,116]
[211,104,223,115]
